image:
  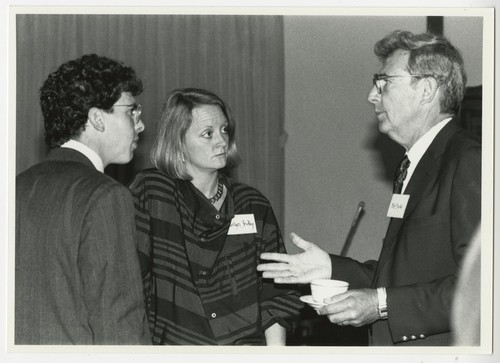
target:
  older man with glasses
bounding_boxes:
[258,30,481,346]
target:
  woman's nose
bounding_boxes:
[215,132,228,146]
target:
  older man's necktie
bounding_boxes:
[393,155,410,194]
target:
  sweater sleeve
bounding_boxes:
[258,204,304,331]
[128,172,156,334]
[129,173,153,277]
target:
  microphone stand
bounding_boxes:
[340,201,365,257]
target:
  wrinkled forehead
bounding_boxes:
[191,105,226,125]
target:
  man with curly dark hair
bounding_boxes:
[15,54,151,344]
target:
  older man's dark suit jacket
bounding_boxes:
[15,147,150,344]
[331,119,481,346]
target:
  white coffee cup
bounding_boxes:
[310,279,349,303]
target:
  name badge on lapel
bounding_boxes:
[227,214,257,235]
[387,194,410,219]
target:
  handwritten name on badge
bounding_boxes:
[387,194,410,219]
[227,214,257,235]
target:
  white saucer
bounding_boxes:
[300,295,326,309]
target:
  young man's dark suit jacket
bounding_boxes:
[15,147,151,344]
[330,118,481,346]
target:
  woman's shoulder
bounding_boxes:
[130,168,177,190]
[225,177,270,204]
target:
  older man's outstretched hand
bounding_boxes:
[257,232,332,284]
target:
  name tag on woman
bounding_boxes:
[228,214,257,235]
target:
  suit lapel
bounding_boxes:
[372,119,463,285]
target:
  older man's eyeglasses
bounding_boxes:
[372,74,428,94]
[113,104,142,124]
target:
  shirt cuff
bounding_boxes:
[377,287,388,319]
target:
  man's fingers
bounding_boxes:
[257,262,293,272]
[258,252,291,263]
[262,273,311,284]
[262,271,296,279]
[289,232,313,251]
[273,276,302,284]
[323,292,349,304]
[318,304,343,316]
[318,295,350,315]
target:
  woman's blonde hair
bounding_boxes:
[151,88,240,180]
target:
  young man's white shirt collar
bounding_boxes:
[402,118,452,193]
[61,139,104,173]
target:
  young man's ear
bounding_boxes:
[87,107,105,132]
